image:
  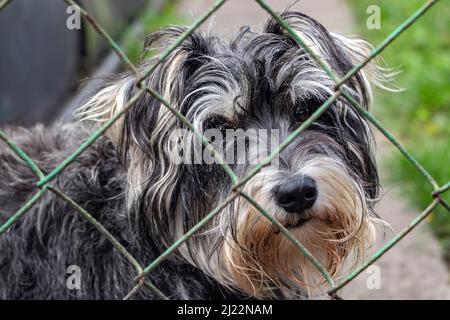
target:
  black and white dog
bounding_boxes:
[0,11,392,299]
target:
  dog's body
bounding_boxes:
[0,125,243,299]
[0,11,392,299]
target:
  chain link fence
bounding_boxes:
[0,0,448,300]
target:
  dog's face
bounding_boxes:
[78,11,389,298]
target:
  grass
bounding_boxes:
[347,0,450,260]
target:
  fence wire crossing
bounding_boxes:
[0,0,448,300]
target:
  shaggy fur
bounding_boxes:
[0,11,392,299]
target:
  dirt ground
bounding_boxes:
[177,0,450,299]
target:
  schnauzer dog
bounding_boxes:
[0,11,391,299]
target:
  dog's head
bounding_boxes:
[77,11,393,298]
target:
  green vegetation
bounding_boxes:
[348,1,450,260]
[121,1,188,64]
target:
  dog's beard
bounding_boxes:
[217,156,381,298]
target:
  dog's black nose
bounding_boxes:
[275,176,317,214]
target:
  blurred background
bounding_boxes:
[0,0,448,299]
[0,0,181,124]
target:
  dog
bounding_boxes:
[0,10,392,299]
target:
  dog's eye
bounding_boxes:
[294,106,309,123]
[203,115,230,132]
[294,97,324,123]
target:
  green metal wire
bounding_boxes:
[255,0,339,82]
[439,199,450,212]
[256,0,446,294]
[335,0,438,89]
[138,0,227,83]
[135,193,239,281]
[37,0,235,187]
[341,91,439,190]
[48,186,143,272]
[0,130,48,235]
[257,0,440,191]
[0,187,47,236]
[63,0,140,77]
[47,185,169,300]
[145,87,239,183]
[138,0,448,297]
[134,91,342,288]
[233,91,342,190]
[328,199,440,294]
[0,0,11,12]
[36,89,146,187]
[0,130,45,179]
[144,281,169,300]
[123,282,145,301]
[0,0,236,299]
[433,181,450,197]
[0,0,447,300]
[238,191,335,287]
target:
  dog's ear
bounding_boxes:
[74,73,135,145]
[75,27,215,150]
[75,27,218,220]
[330,33,399,97]
[263,10,347,68]
[263,10,397,107]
